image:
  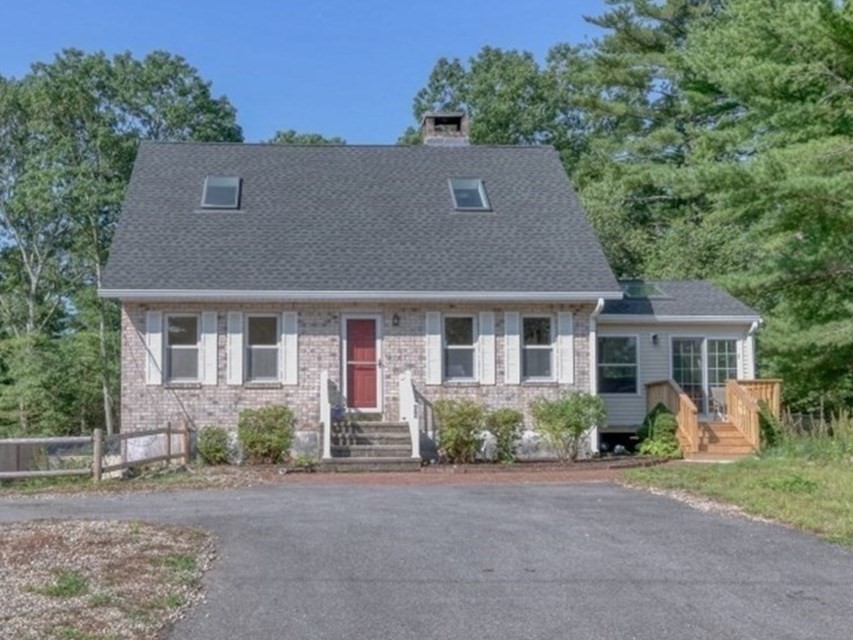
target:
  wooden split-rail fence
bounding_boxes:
[0,423,190,482]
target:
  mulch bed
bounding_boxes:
[419,456,666,474]
[0,457,672,497]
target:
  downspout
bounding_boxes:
[588,298,606,455]
[746,319,762,380]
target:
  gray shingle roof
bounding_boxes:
[602,280,759,319]
[101,142,620,298]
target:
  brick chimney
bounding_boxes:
[421,111,470,146]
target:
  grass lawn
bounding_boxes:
[626,456,853,546]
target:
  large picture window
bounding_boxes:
[166,315,200,382]
[444,316,476,381]
[246,315,279,381]
[598,336,638,394]
[522,317,553,380]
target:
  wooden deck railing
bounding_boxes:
[646,379,700,454]
[735,379,782,418]
[725,381,761,451]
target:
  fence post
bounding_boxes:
[165,421,172,467]
[181,420,190,466]
[93,429,103,483]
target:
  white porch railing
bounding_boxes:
[398,370,422,459]
[320,370,332,460]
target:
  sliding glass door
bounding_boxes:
[672,338,738,414]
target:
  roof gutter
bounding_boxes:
[97,288,625,303]
[598,313,761,324]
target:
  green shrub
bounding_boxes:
[531,392,606,463]
[434,399,485,463]
[197,426,231,465]
[291,454,318,471]
[637,405,681,458]
[485,408,524,463]
[237,405,296,464]
[758,400,782,448]
[637,403,672,441]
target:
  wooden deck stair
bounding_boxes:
[677,421,756,462]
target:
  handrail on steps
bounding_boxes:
[398,370,421,460]
[725,380,762,451]
[320,370,332,460]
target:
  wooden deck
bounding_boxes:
[648,378,782,462]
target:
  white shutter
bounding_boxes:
[479,311,496,385]
[282,311,298,385]
[201,311,218,385]
[557,311,575,384]
[425,311,442,385]
[504,311,520,385]
[226,312,244,385]
[145,311,163,385]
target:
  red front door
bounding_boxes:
[346,319,378,409]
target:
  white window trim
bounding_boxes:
[165,313,201,383]
[443,314,479,383]
[244,314,281,383]
[597,334,640,397]
[521,314,556,382]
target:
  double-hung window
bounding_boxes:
[598,336,638,394]
[246,315,279,382]
[522,316,554,380]
[166,315,200,382]
[444,316,476,381]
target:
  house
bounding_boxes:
[100,113,779,467]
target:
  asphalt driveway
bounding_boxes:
[1,482,851,639]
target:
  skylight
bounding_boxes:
[621,282,667,298]
[450,178,490,211]
[202,176,241,209]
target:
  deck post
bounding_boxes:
[165,421,172,466]
[93,428,103,483]
[181,420,190,465]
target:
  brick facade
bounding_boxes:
[121,301,595,451]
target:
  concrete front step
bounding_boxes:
[321,457,422,472]
[330,444,413,458]
[331,433,411,446]
[332,421,409,435]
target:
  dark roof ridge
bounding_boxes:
[137,139,557,151]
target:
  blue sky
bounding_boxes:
[1,0,606,143]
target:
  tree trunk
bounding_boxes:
[93,259,116,435]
